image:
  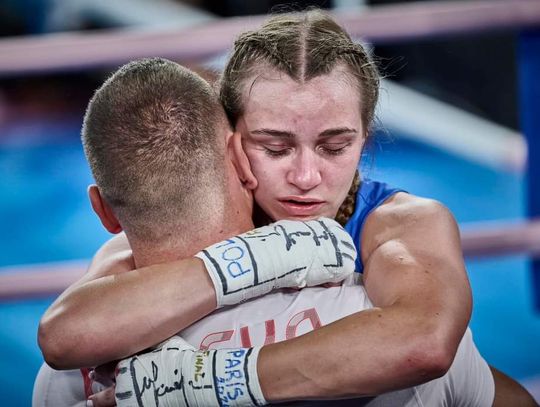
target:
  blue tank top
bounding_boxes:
[344,180,406,273]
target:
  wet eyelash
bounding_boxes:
[264,147,289,157]
[321,144,350,156]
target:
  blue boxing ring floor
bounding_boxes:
[0,120,539,406]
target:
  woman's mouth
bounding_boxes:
[278,197,325,217]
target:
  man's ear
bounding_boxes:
[88,185,123,234]
[227,131,257,190]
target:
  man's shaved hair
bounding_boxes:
[82,58,228,243]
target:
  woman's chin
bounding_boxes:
[270,206,337,222]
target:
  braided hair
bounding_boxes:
[335,170,361,226]
[220,9,379,133]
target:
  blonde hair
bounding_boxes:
[220,9,380,135]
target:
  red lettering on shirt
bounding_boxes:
[286,308,322,339]
[200,308,322,349]
[264,320,276,345]
[200,330,234,350]
[240,326,252,347]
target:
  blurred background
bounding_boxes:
[0,0,539,405]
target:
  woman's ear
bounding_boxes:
[228,131,258,190]
[88,185,123,234]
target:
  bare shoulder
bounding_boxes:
[361,192,459,259]
[373,192,454,225]
[83,233,134,282]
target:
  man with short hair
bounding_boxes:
[34,58,534,407]
[35,57,360,406]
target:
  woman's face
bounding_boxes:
[236,67,365,222]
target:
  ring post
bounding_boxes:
[518,29,540,311]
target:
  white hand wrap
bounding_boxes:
[115,336,266,407]
[195,218,357,307]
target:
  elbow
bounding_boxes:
[38,314,82,370]
[38,317,66,370]
[416,350,453,381]
[407,333,455,381]
[39,313,119,370]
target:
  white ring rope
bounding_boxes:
[1,220,540,300]
[0,260,86,300]
[0,0,539,76]
[461,219,540,258]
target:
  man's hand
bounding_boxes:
[196,218,356,307]
[86,362,118,407]
[115,336,265,407]
[89,386,116,407]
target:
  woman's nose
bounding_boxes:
[286,151,322,191]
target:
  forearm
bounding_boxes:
[40,218,356,373]
[265,196,474,399]
[258,253,471,402]
[111,269,465,405]
[114,302,450,407]
[259,300,460,402]
[39,257,217,369]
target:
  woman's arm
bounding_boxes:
[38,219,355,370]
[361,193,472,370]
[38,249,217,370]
[110,212,474,407]
[38,232,217,369]
[104,193,473,402]
[257,193,472,399]
[41,195,471,397]
[58,193,473,403]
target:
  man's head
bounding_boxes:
[82,58,254,262]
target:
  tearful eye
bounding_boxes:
[263,146,290,157]
[319,143,351,156]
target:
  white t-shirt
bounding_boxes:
[33,275,494,406]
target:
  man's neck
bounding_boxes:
[130,207,254,269]
[129,160,255,268]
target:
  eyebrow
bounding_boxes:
[319,127,359,138]
[251,127,358,139]
[251,129,295,138]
